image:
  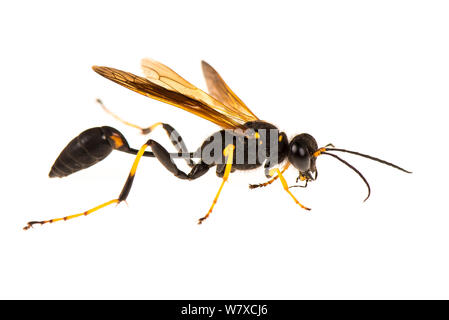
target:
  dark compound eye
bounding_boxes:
[289,141,310,171]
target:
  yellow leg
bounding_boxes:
[269,168,311,211]
[198,144,235,224]
[23,199,120,230]
[23,141,152,230]
[249,162,290,189]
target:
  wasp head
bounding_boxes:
[288,133,319,182]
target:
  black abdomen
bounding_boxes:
[49,127,115,178]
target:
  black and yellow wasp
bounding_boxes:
[24,58,410,230]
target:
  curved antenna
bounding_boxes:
[321,152,371,202]
[325,148,412,174]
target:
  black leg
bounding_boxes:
[97,99,195,167]
[119,122,196,168]
[118,138,210,203]
[160,123,195,168]
[264,161,273,178]
[149,139,210,180]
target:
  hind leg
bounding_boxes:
[23,138,208,230]
[97,99,194,167]
[144,139,210,181]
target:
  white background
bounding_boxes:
[1,1,448,299]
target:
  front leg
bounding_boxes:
[269,168,311,211]
[149,139,210,180]
[249,162,290,189]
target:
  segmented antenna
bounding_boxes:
[325,148,412,174]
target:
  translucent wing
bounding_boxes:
[92,65,244,129]
[201,60,259,122]
[141,58,259,125]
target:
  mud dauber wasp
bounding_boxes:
[23,58,411,230]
